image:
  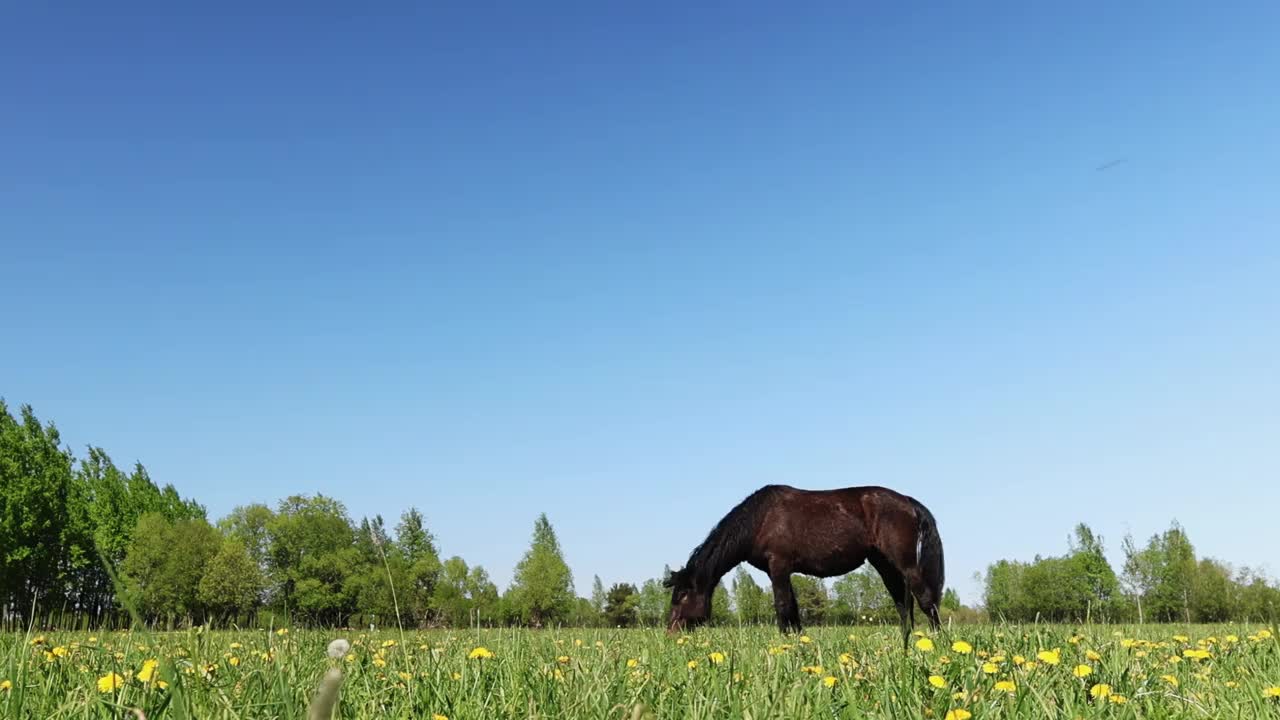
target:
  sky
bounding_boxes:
[2,2,1278,606]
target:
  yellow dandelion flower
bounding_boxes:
[137,659,159,683]
[952,641,973,654]
[1225,635,1239,643]
[944,709,972,720]
[981,662,998,674]
[52,646,68,658]
[1136,650,1149,658]
[451,672,462,681]
[929,675,948,689]
[275,628,288,636]
[1121,638,1137,649]
[97,673,124,693]
[468,647,494,660]
[823,675,838,688]
[1109,694,1128,704]
[1085,650,1101,661]
[557,655,570,664]
[686,660,698,670]
[228,656,240,667]
[801,665,825,675]
[839,652,857,667]
[1,680,12,692]
[1172,634,1189,643]
[1225,681,1238,689]
[916,638,935,652]
[1022,662,1039,671]
[994,680,1016,694]
[708,651,726,665]
[951,691,966,701]
[1265,687,1280,699]
[1161,674,1179,687]
[800,635,812,644]
[1069,635,1082,645]
[627,658,638,668]
[1090,683,1112,699]
[433,715,449,720]
[382,639,397,648]
[230,642,242,649]
[1037,649,1061,665]
[1012,655,1026,665]
[1072,664,1093,678]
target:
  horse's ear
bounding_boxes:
[663,566,683,588]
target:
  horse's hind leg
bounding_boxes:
[870,555,912,651]
[769,570,802,634]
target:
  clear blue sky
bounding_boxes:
[3,3,1278,605]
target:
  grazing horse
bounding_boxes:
[664,484,944,649]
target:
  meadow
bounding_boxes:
[2,623,1278,719]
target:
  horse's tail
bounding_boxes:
[910,499,945,598]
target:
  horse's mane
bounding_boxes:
[667,484,780,592]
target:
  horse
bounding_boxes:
[664,484,944,650]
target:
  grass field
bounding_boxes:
[2,623,1278,719]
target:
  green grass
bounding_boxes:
[2,623,1278,718]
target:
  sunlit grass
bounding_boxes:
[2,623,1277,718]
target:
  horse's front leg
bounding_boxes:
[769,570,802,633]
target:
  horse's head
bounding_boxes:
[663,566,710,633]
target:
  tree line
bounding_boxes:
[3,399,1278,628]
[981,521,1279,624]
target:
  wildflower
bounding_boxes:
[1109,694,1129,704]
[982,662,998,674]
[382,639,397,648]
[1161,674,1179,687]
[1225,635,1239,643]
[952,641,973,654]
[839,652,857,667]
[51,645,68,658]
[97,673,124,693]
[708,651,726,665]
[627,659,638,668]
[1183,649,1211,660]
[1022,662,1039,671]
[994,680,1016,694]
[916,638,935,652]
[686,660,697,670]
[1173,634,1189,643]
[800,635,812,644]
[433,715,449,720]
[451,672,462,681]
[1121,638,1137,649]
[398,671,412,682]
[1069,635,1082,645]
[276,628,288,636]
[230,642,242,649]
[1,680,11,692]
[468,647,494,660]
[801,665,825,675]
[944,710,972,720]
[1072,664,1093,678]
[557,655,570,664]
[1085,650,1101,661]
[929,675,948,689]
[1265,687,1280,699]
[137,659,159,683]
[228,656,241,667]
[1013,655,1026,666]
[1090,683,1112,699]
[1225,681,1238,689]
[1037,649,1061,665]
[823,675,838,688]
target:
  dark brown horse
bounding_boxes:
[664,484,944,649]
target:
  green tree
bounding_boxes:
[467,565,500,626]
[731,568,771,624]
[506,513,574,626]
[711,581,734,624]
[199,538,265,623]
[635,578,668,627]
[267,494,357,625]
[431,556,472,627]
[590,575,607,615]
[121,513,221,623]
[941,588,962,612]
[395,508,442,625]
[604,583,639,627]
[792,576,828,625]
